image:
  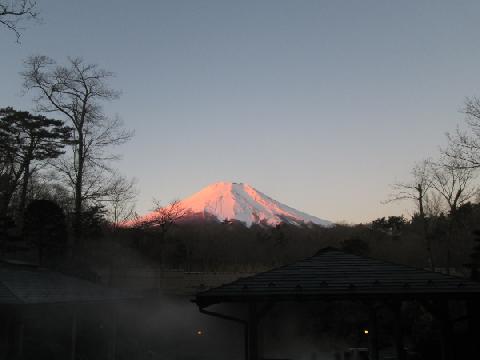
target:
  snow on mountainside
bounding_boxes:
[134,182,332,227]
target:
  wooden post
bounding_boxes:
[248,303,259,360]
[16,318,24,360]
[1,310,9,357]
[392,301,405,360]
[467,299,480,356]
[70,308,78,360]
[420,300,454,360]
[368,305,379,360]
[7,308,24,360]
[244,324,249,360]
[258,317,264,360]
[108,307,118,360]
[439,301,453,360]
[6,311,14,360]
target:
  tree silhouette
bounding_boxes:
[22,56,132,242]
[0,215,17,256]
[136,200,187,236]
[446,97,480,169]
[23,200,67,265]
[386,161,435,268]
[0,107,71,217]
[468,230,480,281]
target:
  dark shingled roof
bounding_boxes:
[0,282,20,304]
[195,247,480,307]
[0,265,135,305]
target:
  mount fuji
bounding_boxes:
[134,182,332,227]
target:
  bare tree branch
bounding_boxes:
[445,97,480,169]
[22,55,132,240]
[0,0,38,41]
[429,156,477,214]
[134,200,187,236]
[385,160,434,215]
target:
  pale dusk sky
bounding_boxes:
[2,1,480,223]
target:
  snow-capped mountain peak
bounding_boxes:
[136,182,332,227]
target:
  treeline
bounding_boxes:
[382,97,480,276]
[113,201,478,274]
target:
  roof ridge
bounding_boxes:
[314,246,478,284]
[313,246,342,256]
[195,246,480,308]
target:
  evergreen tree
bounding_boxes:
[0,107,71,217]
[23,200,68,265]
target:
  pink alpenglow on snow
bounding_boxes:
[134,182,332,227]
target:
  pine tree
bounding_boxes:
[0,107,71,218]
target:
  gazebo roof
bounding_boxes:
[0,263,136,305]
[195,247,480,307]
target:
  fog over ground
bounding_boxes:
[111,296,363,360]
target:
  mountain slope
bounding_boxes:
[137,182,332,227]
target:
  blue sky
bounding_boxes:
[2,0,480,223]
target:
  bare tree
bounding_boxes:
[429,156,477,273]
[386,160,435,269]
[22,55,133,241]
[387,160,433,216]
[134,199,188,267]
[102,172,138,226]
[27,171,73,212]
[136,200,187,236]
[423,191,444,218]
[429,157,477,215]
[0,0,38,41]
[446,97,480,168]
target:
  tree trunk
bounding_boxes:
[247,303,259,360]
[439,301,453,360]
[446,207,457,275]
[70,308,78,360]
[423,216,435,271]
[72,133,84,250]
[0,185,16,216]
[0,193,12,216]
[18,159,31,229]
[392,301,405,360]
[418,187,434,270]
